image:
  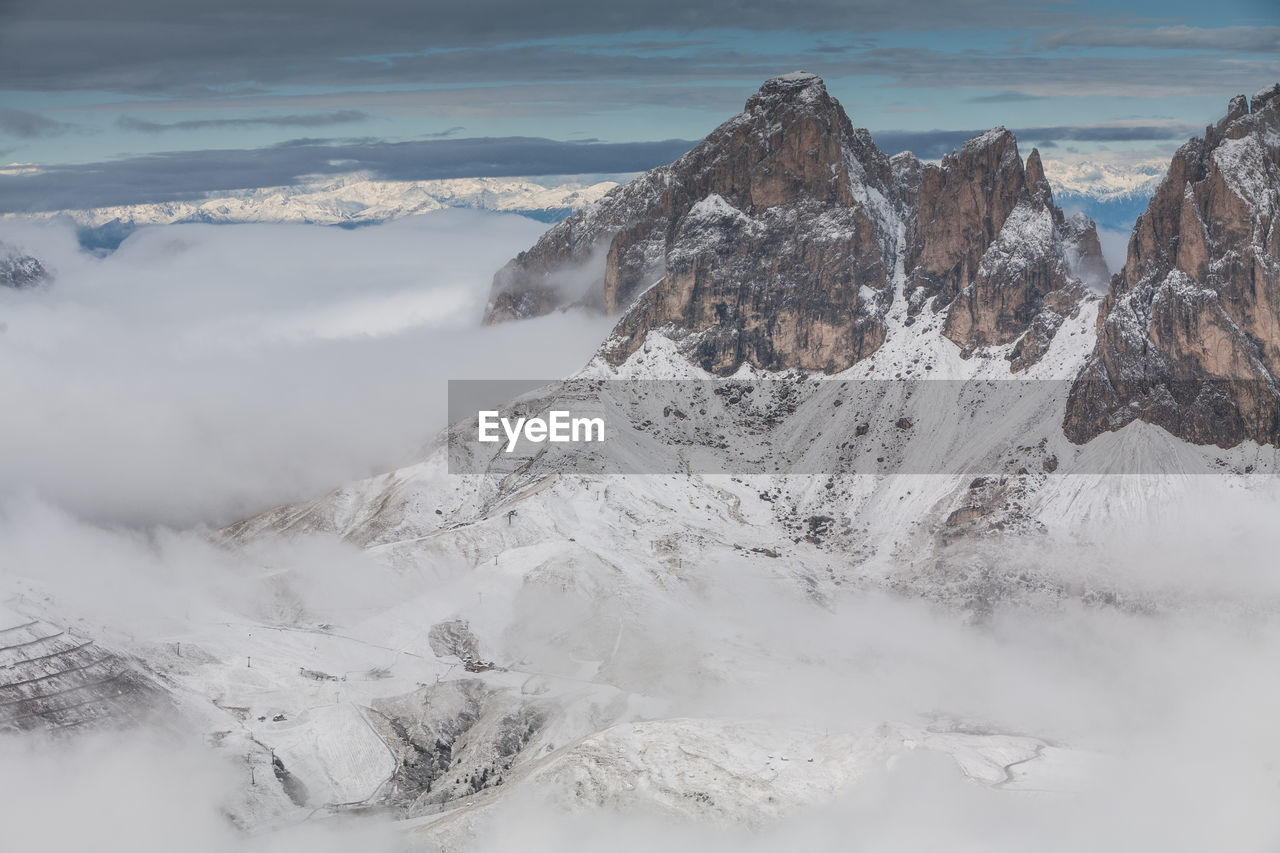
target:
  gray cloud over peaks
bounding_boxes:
[0,136,697,213]
[1042,25,1280,52]
[11,0,1270,99]
[0,0,1082,91]
[116,110,370,133]
[0,108,79,138]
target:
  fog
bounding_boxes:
[2,489,1279,850]
[1,212,1277,851]
[0,213,614,527]
[1096,226,1132,278]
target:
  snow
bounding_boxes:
[8,73,1279,848]
[4,174,620,231]
[772,71,821,83]
[686,194,745,221]
[269,704,396,804]
[960,127,1011,155]
[1040,154,1167,204]
[1212,133,1278,213]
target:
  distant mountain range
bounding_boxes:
[4,175,620,251]
[1040,156,1167,230]
[5,153,1166,254]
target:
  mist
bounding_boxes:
[5,493,1279,852]
[2,212,1277,852]
[0,212,613,527]
[1096,226,1132,277]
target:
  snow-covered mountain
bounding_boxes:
[0,241,49,288]
[190,76,1280,841]
[1038,156,1168,204]
[5,76,1279,849]
[6,174,620,251]
[1038,156,1166,232]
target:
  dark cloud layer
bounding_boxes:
[116,110,369,133]
[838,48,1279,98]
[0,108,79,138]
[4,1,1273,102]
[0,0,1087,94]
[1043,25,1280,52]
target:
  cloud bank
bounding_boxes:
[0,211,613,527]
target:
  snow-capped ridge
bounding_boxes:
[6,174,621,246]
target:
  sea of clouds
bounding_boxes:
[1,211,1278,852]
[0,212,613,527]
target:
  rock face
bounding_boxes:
[1065,84,1280,447]
[595,73,907,373]
[0,242,49,289]
[932,144,1107,372]
[487,72,1104,375]
[485,72,902,345]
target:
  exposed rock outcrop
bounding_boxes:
[485,72,903,346]
[487,73,1104,375]
[0,242,49,289]
[1065,84,1280,447]
[913,141,1106,371]
[593,73,907,373]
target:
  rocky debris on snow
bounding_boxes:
[367,679,547,815]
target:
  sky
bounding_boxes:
[1,0,1277,212]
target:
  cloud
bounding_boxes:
[834,47,1280,98]
[116,109,369,133]
[966,90,1044,103]
[2,199,1280,851]
[0,727,410,853]
[0,0,1090,94]
[425,125,465,138]
[0,212,614,527]
[0,108,79,138]
[0,114,1191,214]
[872,122,1198,159]
[1043,25,1280,52]
[0,136,696,213]
[1094,226,1131,273]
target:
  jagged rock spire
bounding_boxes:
[485,73,1105,376]
[484,72,897,327]
[1065,85,1280,447]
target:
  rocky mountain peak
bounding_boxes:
[746,70,828,105]
[0,242,50,289]
[1252,83,1280,114]
[909,130,1105,371]
[484,74,1105,376]
[904,127,1027,314]
[1024,147,1052,206]
[483,71,896,328]
[1065,84,1280,448]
